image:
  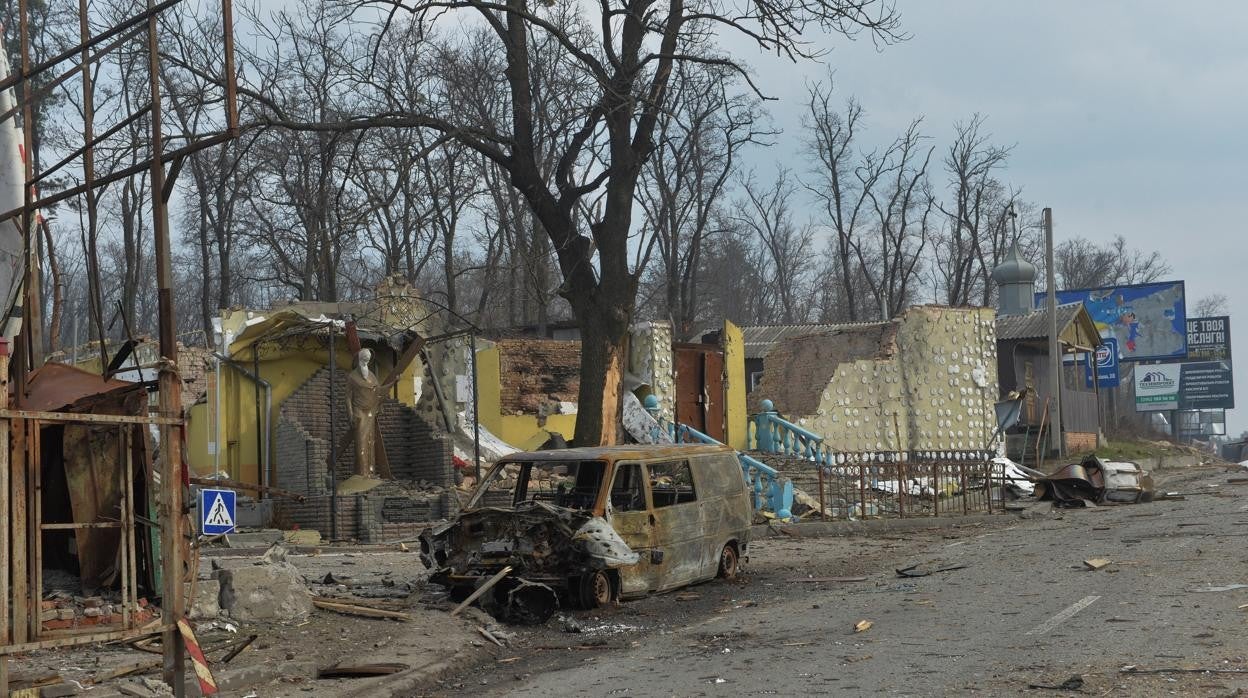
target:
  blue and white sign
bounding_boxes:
[200,488,236,535]
[1084,338,1120,389]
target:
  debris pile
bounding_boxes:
[39,591,158,632]
[1035,455,1154,507]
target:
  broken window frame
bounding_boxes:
[608,462,648,513]
[469,459,609,512]
[646,459,698,508]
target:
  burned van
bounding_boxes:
[419,444,752,624]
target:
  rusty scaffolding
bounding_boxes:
[0,0,238,694]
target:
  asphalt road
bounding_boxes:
[435,465,1248,697]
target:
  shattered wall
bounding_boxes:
[754,306,998,453]
[496,339,581,415]
[628,322,676,423]
[273,367,453,493]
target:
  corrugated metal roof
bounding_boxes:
[738,321,892,359]
[995,303,1086,341]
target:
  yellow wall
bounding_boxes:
[185,336,397,486]
[723,320,748,450]
[474,344,576,449]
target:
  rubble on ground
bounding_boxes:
[214,543,315,622]
[39,590,159,632]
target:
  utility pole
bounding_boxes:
[1044,208,1063,458]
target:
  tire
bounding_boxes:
[717,543,739,580]
[576,570,614,609]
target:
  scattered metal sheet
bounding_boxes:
[895,564,967,578]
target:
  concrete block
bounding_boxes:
[191,578,221,620]
[217,562,313,622]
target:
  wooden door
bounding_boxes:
[674,344,726,442]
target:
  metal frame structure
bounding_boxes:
[0,0,239,694]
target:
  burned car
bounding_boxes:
[420,444,752,624]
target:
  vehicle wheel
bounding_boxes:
[717,544,739,580]
[577,570,614,609]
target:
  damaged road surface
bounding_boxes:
[421,445,753,624]
[436,462,1248,697]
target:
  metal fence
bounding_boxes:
[797,455,997,521]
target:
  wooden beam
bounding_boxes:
[0,409,181,426]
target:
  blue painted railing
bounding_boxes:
[645,397,793,519]
[750,399,994,468]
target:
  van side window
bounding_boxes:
[610,464,646,512]
[648,460,697,507]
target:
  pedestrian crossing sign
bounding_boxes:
[200,488,236,535]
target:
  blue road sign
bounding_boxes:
[200,488,237,535]
[1085,337,1120,389]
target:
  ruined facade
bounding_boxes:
[753,306,999,453]
[272,367,455,541]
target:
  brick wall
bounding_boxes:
[272,484,458,543]
[496,339,581,415]
[270,367,455,540]
[752,323,899,416]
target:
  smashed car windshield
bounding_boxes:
[477,460,607,510]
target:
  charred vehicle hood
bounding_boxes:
[419,501,639,576]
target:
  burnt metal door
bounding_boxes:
[674,344,726,441]
[607,462,660,597]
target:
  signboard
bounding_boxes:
[1135,364,1181,411]
[200,488,237,535]
[1186,316,1231,361]
[1084,338,1120,389]
[1134,361,1235,412]
[1178,361,1235,410]
[1041,281,1186,362]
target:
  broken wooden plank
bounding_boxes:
[450,566,513,618]
[1084,558,1112,571]
[787,576,869,583]
[312,599,413,621]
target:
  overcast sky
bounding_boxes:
[723,0,1246,437]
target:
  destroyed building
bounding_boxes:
[181,280,463,541]
[992,245,1104,459]
[748,305,1000,454]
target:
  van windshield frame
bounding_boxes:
[468,459,609,511]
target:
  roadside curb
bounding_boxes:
[754,512,1007,539]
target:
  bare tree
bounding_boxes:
[237,1,370,302]
[803,79,874,321]
[639,61,763,339]
[731,169,816,324]
[934,114,1013,306]
[1053,234,1171,290]
[1192,293,1229,318]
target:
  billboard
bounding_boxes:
[1134,361,1235,412]
[1040,281,1186,362]
[1186,316,1231,361]
[1135,365,1181,411]
[1178,361,1235,410]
